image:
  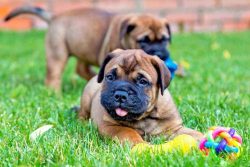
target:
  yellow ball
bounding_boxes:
[131,134,197,154]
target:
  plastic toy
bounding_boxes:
[131,134,197,154]
[164,57,178,79]
[199,126,242,160]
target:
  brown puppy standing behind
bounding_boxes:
[78,49,203,145]
[5,6,175,92]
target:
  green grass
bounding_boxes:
[0,30,249,166]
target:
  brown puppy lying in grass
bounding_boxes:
[78,49,203,145]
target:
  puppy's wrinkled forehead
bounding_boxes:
[130,15,168,40]
[105,50,158,81]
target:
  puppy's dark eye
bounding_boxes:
[106,74,115,81]
[139,78,148,86]
[137,36,150,43]
[136,76,149,87]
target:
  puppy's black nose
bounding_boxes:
[114,90,128,103]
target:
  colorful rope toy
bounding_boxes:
[199,126,242,159]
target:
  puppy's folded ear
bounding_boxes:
[151,57,171,95]
[120,19,136,40]
[97,53,115,83]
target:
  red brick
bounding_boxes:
[52,1,94,14]
[202,11,238,24]
[0,18,32,30]
[221,0,250,8]
[241,10,250,22]
[182,0,215,9]
[143,0,177,10]
[95,0,136,12]
[192,22,220,32]
[0,0,26,4]
[223,21,249,31]
[166,12,199,23]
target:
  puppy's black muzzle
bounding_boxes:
[100,80,149,121]
[140,43,170,61]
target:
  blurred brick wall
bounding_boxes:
[1,0,250,32]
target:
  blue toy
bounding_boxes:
[164,57,178,79]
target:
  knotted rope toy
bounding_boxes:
[199,126,242,160]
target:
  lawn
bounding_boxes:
[0,30,249,166]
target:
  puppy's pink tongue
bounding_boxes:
[115,108,128,117]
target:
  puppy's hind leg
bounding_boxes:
[78,76,101,120]
[45,36,69,92]
[78,92,91,120]
[77,79,93,120]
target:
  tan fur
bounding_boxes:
[78,49,203,145]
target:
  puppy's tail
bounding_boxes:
[4,6,52,23]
